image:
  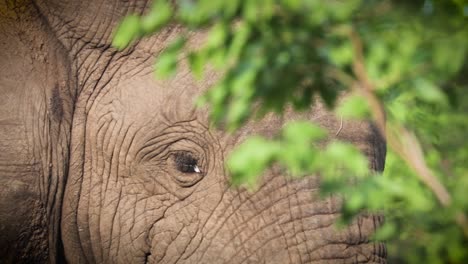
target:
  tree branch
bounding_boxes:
[348,28,453,207]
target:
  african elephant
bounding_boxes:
[0,0,386,263]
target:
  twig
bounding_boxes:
[324,27,468,237]
[335,115,343,136]
[348,28,454,208]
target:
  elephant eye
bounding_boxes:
[173,152,202,174]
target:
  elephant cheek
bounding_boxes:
[145,197,224,263]
[147,220,190,263]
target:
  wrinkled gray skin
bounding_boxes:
[0,1,387,263]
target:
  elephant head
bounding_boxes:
[0,1,386,263]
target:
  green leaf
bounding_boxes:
[226,22,251,61]
[228,137,280,189]
[336,94,371,119]
[141,0,172,33]
[188,51,206,79]
[282,0,302,11]
[282,121,327,144]
[328,40,353,66]
[243,1,259,22]
[346,192,365,211]
[322,141,369,177]
[373,222,397,240]
[154,51,178,78]
[276,121,326,176]
[206,22,227,49]
[413,78,447,104]
[226,98,250,130]
[154,37,187,78]
[112,15,141,49]
[165,36,187,53]
[328,0,362,21]
[433,35,467,75]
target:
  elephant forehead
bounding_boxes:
[83,40,372,158]
[92,74,344,145]
[92,64,215,127]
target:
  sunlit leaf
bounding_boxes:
[188,51,205,79]
[228,136,280,188]
[112,15,141,49]
[282,121,327,143]
[322,141,369,177]
[141,0,172,33]
[373,222,397,240]
[413,78,447,104]
[336,94,371,119]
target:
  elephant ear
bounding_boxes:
[0,3,75,263]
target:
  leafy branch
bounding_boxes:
[112,0,468,262]
[347,28,468,236]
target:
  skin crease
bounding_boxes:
[64,59,386,263]
[0,0,387,263]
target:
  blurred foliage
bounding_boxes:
[113,0,468,263]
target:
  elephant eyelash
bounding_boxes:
[173,152,202,174]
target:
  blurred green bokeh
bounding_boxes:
[114,0,468,262]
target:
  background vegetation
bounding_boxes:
[113,0,468,262]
